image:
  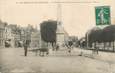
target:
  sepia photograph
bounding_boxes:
[0,0,115,73]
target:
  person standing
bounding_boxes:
[23,40,28,56]
[56,44,59,51]
[68,41,73,53]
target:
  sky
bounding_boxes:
[0,0,115,38]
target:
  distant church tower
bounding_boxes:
[56,3,65,46]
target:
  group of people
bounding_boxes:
[23,40,74,56]
[65,41,74,53]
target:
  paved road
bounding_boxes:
[0,47,115,73]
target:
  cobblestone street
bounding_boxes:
[0,47,115,73]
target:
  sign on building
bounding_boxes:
[95,6,111,25]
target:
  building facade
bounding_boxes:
[4,25,15,47]
[0,28,4,47]
[30,30,40,48]
[0,20,5,48]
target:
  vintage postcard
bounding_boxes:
[0,0,115,73]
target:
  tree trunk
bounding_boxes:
[103,42,106,50]
[113,41,114,52]
[94,42,96,48]
[51,42,56,51]
[47,42,48,49]
[109,42,111,47]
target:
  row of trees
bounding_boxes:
[86,25,115,52]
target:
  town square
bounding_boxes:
[0,0,115,73]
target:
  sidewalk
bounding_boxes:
[73,47,115,64]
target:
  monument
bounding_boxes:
[56,3,67,47]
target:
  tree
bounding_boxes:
[40,20,57,48]
[86,27,102,48]
[101,25,115,51]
